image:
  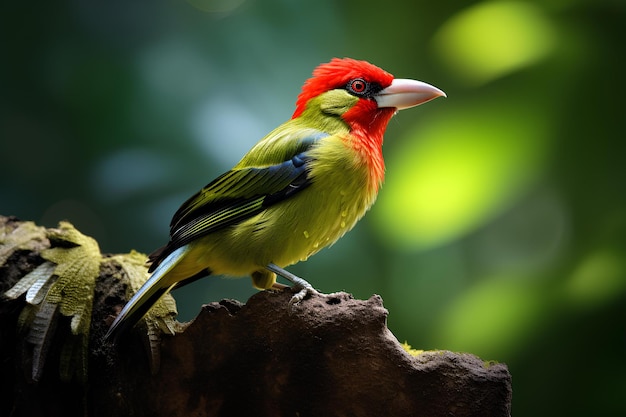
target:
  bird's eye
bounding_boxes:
[347,78,368,95]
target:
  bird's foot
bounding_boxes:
[289,279,318,306]
[266,263,318,305]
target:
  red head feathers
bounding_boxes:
[292,58,394,119]
[290,57,445,191]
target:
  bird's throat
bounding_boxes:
[342,105,396,191]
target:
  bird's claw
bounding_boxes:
[289,283,318,306]
[265,262,318,306]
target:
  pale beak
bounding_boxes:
[375,78,446,110]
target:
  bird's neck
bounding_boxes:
[295,99,396,192]
[342,105,396,191]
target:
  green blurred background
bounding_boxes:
[2,0,624,414]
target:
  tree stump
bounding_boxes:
[0,216,512,416]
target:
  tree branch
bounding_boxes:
[1,215,512,416]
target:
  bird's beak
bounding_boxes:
[375,79,446,110]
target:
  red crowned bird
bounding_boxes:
[105,58,445,340]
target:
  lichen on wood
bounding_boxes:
[0,216,177,383]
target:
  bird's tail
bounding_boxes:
[104,245,191,341]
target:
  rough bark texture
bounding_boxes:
[0,216,512,417]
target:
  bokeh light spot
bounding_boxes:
[565,250,626,309]
[434,277,547,358]
[373,102,550,250]
[432,1,557,85]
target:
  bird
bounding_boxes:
[105,57,445,340]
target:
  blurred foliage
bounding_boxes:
[1,0,625,415]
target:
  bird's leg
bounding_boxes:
[271,282,289,290]
[266,263,318,304]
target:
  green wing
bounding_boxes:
[148,131,328,271]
